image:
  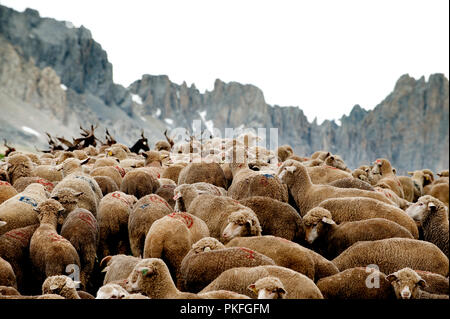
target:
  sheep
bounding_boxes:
[227,162,289,202]
[6,153,34,185]
[143,212,210,281]
[398,176,415,202]
[101,254,141,285]
[187,194,262,243]
[13,177,55,193]
[414,270,449,295]
[332,238,449,277]
[386,268,449,299]
[41,275,81,299]
[352,168,370,183]
[0,286,20,296]
[303,208,414,259]
[177,162,227,189]
[0,257,17,289]
[277,160,395,217]
[142,150,164,168]
[155,140,172,152]
[51,173,102,217]
[57,158,90,177]
[201,265,324,299]
[0,224,39,294]
[276,145,294,162]
[317,198,419,238]
[161,163,187,183]
[32,165,63,182]
[29,199,81,292]
[128,194,173,257]
[225,235,339,282]
[238,196,304,242]
[408,170,434,200]
[372,158,405,199]
[105,146,128,161]
[247,276,287,299]
[93,157,120,169]
[306,165,352,184]
[90,166,123,189]
[60,208,99,290]
[406,195,449,258]
[0,181,17,205]
[173,182,227,212]
[177,246,275,293]
[328,177,374,191]
[155,184,176,209]
[96,283,130,299]
[0,183,48,236]
[428,183,449,208]
[374,184,410,209]
[93,175,119,196]
[97,192,137,260]
[316,267,395,299]
[120,168,160,199]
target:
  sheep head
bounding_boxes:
[324,154,348,171]
[51,188,84,223]
[405,195,447,223]
[96,284,129,299]
[34,199,65,227]
[386,268,427,299]
[302,207,335,244]
[42,275,80,298]
[191,237,225,253]
[142,151,163,167]
[277,160,307,187]
[248,276,287,299]
[126,258,172,297]
[221,209,262,243]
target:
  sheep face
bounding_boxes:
[35,199,65,225]
[51,188,83,222]
[406,195,447,222]
[248,277,287,299]
[387,268,426,299]
[42,275,80,297]
[126,259,166,293]
[324,155,348,171]
[96,284,129,299]
[221,210,262,243]
[303,209,335,244]
[277,163,298,185]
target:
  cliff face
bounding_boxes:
[0,5,448,173]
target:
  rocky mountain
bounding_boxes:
[0,5,448,173]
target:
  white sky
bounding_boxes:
[1,0,449,124]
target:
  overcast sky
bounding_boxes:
[1,0,449,123]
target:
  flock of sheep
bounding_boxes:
[0,131,448,300]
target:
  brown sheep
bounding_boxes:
[128,194,173,257]
[60,208,98,290]
[372,158,405,199]
[97,192,137,259]
[238,196,304,242]
[247,276,287,299]
[178,162,227,189]
[332,238,449,277]
[306,165,352,184]
[178,247,275,293]
[406,195,449,258]
[277,160,395,217]
[276,145,294,162]
[201,265,323,299]
[316,267,395,299]
[302,208,414,259]
[328,177,374,191]
[173,183,226,212]
[13,177,55,193]
[6,153,34,185]
[0,257,17,289]
[398,176,415,202]
[120,168,160,199]
[0,181,17,205]
[318,197,419,238]
[187,194,262,243]
[93,175,119,196]
[386,268,449,299]
[428,183,449,208]
[155,184,176,209]
[161,164,187,183]
[228,162,288,202]
[0,224,39,294]
[414,270,449,295]
[143,212,210,282]
[101,254,141,285]
[90,166,123,189]
[29,199,81,292]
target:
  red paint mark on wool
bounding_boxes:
[148,195,171,210]
[5,230,28,246]
[0,181,11,186]
[168,212,194,228]
[36,179,54,192]
[114,166,126,178]
[78,212,96,230]
[112,192,130,206]
[325,166,338,170]
[239,247,256,259]
[49,233,67,243]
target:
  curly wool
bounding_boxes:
[227,210,262,236]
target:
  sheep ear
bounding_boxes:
[101,266,110,273]
[386,274,397,282]
[138,267,153,277]
[321,217,335,225]
[141,152,148,158]
[247,284,257,294]
[418,279,428,288]
[33,207,40,213]
[74,192,84,197]
[325,152,331,157]
[0,221,6,227]
[80,158,90,165]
